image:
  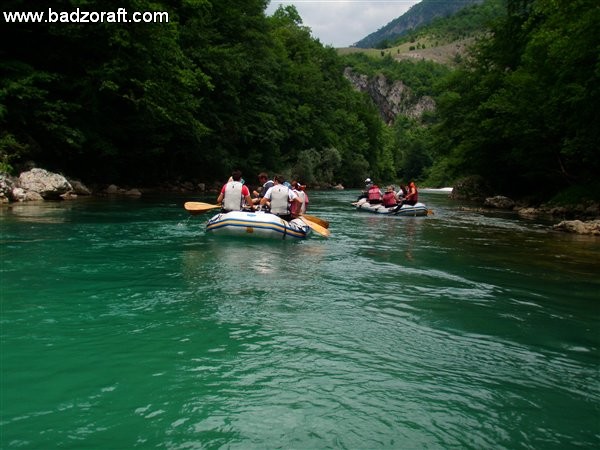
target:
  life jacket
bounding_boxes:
[269,185,290,215]
[368,185,382,203]
[222,181,243,211]
[406,184,418,203]
[382,191,397,207]
[260,180,274,197]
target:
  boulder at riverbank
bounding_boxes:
[0,168,155,203]
[18,168,72,199]
[1,169,91,203]
[448,175,600,234]
[553,220,600,236]
[499,199,600,235]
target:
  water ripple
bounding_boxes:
[1,192,599,449]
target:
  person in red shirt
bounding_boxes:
[217,170,254,212]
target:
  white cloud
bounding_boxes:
[265,1,420,47]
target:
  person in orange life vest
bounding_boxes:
[260,175,302,221]
[403,181,418,205]
[217,170,254,212]
[290,179,309,218]
[367,181,383,204]
[396,181,418,210]
[382,185,398,207]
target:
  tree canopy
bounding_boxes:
[2,0,598,201]
[342,0,599,201]
[1,0,383,186]
[426,0,600,200]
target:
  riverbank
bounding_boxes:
[444,176,600,234]
[2,169,600,235]
[0,168,212,203]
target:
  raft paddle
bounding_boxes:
[299,217,330,238]
[301,213,329,229]
[184,201,221,215]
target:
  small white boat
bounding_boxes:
[353,198,429,216]
[206,210,310,239]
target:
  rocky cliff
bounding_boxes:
[343,67,435,124]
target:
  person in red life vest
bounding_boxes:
[395,181,418,211]
[404,181,418,205]
[367,181,383,204]
[217,170,254,212]
[382,185,398,207]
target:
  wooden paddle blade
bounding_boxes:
[301,213,329,229]
[184,201,221,215]
[299,217,330,238]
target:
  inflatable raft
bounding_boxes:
[206,210,310,239]
[354,198,429,216]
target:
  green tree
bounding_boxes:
[427,0,600,199]
[1,0,387,186]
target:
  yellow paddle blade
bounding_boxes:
[301,213,329,229]
[184,201,221,215]
[299,217,330,238]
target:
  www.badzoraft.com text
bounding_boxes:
[2,8,169,24]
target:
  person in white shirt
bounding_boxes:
[260,175,302,221]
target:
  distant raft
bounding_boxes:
[353,198,430,216]
[206,210,310,239]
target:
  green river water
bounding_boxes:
[1,190,599,449]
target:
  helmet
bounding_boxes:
[364,178,371,184]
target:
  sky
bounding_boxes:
[265,0,421,48]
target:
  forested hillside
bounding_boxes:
[343,0,599,202]
[426,0,599,201]
[353,0,484,49]
[2,0,598,202]
[1,1,384,186]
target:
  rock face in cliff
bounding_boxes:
[343,67,435,124]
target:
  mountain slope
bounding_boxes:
[353,0,484,48]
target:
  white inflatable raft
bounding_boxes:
[206,210,310,239]
[354,198,429,216]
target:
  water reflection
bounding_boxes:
[0,201,71,223]
[180,234,327,289]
